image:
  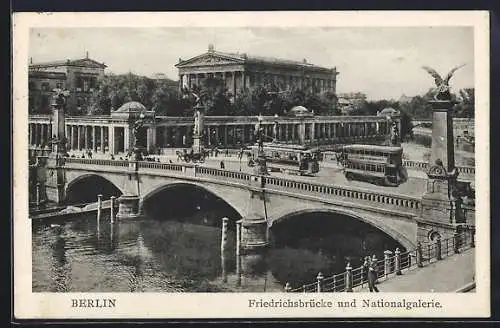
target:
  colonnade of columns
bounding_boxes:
[154,120,391,149]
[29,118,394,156]
[179,71,337,99]
[28,123,53,147]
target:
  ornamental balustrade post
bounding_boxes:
[384,250,393,277]
[394,248,402,275]
[316,272,324,293]
[416,242,423,268]
[284,282,292,293]
[435,235,442,260]
[345,262,353,292]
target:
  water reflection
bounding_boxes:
[33,210,403,293]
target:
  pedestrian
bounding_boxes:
[362,256,370,284]
[220,160,225,169]
[368,255,379,292]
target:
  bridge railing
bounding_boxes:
[65,157,130,167]
[403,160,475,176]
[286,229,475,293]
[195,166,252,182]
[263,176,422,214]
[138,161,184,172]
[62,157,423,213]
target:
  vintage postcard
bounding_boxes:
[13,11,490,319]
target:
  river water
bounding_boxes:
[31,138,474,293]
[32,210,398,293]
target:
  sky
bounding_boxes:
[29,27,474,100]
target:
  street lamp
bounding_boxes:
[273,113,279,143]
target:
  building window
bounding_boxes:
[41,82,50,91]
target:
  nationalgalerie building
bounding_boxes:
[176,44,339,98]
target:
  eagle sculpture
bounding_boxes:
[421,64,466,101]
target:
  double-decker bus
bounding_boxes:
[336,144,407,186]
[247,143,321,176]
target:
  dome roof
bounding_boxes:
[379,107,399,115]
[115,101,146,113]
[289,105,313,117]
[290,105,309,113]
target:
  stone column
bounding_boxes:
[84,125,89,150]
[420,98,461,240]
[100,126,105,153]
[240,189,269,252]
[108,126,115,154]
[298,122,306,144]
[232,72,237,99]
[28,124,33,146]
[77,126,82,150]
[148,126,157,153]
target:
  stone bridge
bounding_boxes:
[42,157,469,252]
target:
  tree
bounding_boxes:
[454,88,474,118]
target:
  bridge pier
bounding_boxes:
[240,188,269,252]
[116,195,142,219]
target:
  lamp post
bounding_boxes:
[253,113,268,175]
[273,113,279,143]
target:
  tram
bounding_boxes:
[335,144,407,186]
[247,143,321,176]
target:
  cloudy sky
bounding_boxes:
[29,27,474,100]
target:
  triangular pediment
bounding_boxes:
[176,52,244,68]
[69,58,107,68]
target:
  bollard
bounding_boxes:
[454,232,460,254]
[470,227,475,248]
[284,282,292,293]
[36,183,41,206]
[97,194,103,223]
[394,248,402,275]
[235,252,242,287]
[110,196,116,223]
[236,220,241,257]
[221,217,229,253]
[416,242,423,268]
[384,250,393,277]
[316,272,324,293]
[435,235,442,260]
[345,262,353,292]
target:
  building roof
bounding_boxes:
[289,105,314,117]
[378,107,399,116]
[176,45,338,74]
[114,101,147,113]
[29,57,107,69]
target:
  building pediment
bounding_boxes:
[69,58,107,68]
[175,52,244,68]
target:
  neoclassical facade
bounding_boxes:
[176,45,339,98]
[28,101,398,158]
[28,55,107,114]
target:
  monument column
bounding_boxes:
[100,126,105,153]
[419,64,467,243]
[45,90,69,204]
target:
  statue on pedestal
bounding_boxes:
[422,64,466,101]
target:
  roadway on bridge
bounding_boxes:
[69,150,427,198]
[356,248,475,292]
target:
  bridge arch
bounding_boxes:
[140,181,245,223]
[65,173,124,204]
[269,208,415,251]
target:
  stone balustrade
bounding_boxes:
[63,157,422,215]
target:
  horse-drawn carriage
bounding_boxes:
[176,149,209,163]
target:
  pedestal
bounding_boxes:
[240,189,269,251]
[45,152,66,204]
[253,155,268,176]
[116,195,142,219]
[192,135,203,154]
